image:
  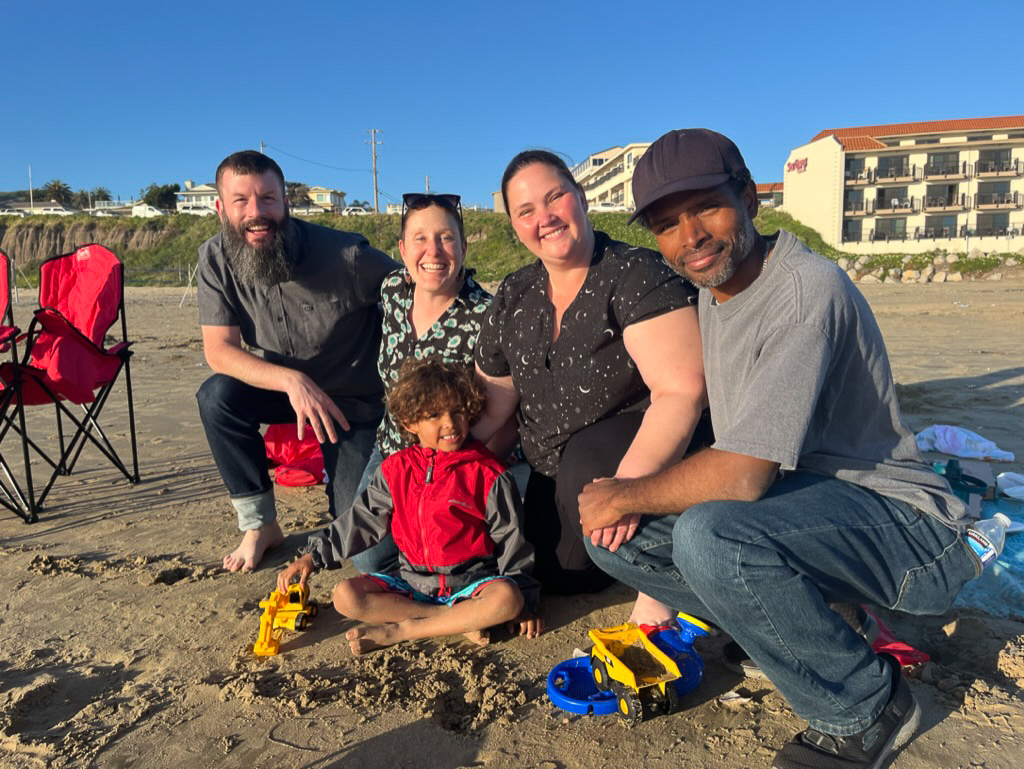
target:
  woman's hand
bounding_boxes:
[589,513,641,552]
[579,477,639,550]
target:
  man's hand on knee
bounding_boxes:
[284,371,349,443]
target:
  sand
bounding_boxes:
[1,280,1022,769]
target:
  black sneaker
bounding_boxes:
[723,605,879,680]
[772,654,920,769]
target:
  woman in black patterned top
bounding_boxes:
[474,151,709,623]
[350,193,492,574]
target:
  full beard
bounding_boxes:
[682,213,758,289]
[221,213,295,288]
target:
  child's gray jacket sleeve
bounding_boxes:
[302,469,393,571]
[486,470,541,612]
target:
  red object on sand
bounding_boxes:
[264,423,325,486]
[865,608,930,666]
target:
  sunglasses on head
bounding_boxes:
[401,193,462,220]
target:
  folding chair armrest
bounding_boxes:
[0,325,19,350]
[32,307,106,354]
[107,341,134,358]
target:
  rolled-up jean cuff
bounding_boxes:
[232,490,277,531]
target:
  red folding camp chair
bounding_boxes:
[0,243,139,520]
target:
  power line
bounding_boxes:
[261,142,372,174]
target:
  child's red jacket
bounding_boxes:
[304,441,539,608]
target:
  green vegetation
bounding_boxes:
[0,210,1014,287]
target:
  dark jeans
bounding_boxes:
[585,471,979,734]
[196,374,378,526]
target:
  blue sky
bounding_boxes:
[3,1,1022,209]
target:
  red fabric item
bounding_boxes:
[15,245,126,404]
[264,423,325,486]
[865,608,931,667]
[381,441,502,572]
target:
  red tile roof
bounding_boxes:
[834,136,887,151]
[756,183,783,194]
[812,115,1024,145]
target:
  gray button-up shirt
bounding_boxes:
[198,218,399,421]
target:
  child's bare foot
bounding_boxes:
[223,522,284,572]
[346,624,401,655]
[627,592,675,626]
[462,629,490,646]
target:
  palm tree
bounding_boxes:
[41,179,72,206]
[92,186,112,202]
[73,188,91,209]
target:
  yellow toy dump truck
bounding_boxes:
[253,583,318,656]
[589,622,683,726]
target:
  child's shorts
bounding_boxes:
[364,573,515,607]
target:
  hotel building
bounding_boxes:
[781,116,1024,254]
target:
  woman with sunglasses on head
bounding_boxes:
[473,151,710,625]
[348,193,494,568]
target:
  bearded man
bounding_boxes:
[197,150,397,572]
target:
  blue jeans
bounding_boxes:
[348,444,400,574]
[197,374,378,527]
[585,471,979,735]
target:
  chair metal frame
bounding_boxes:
[0,244,139,521]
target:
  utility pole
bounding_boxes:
[425,175,430,193]
[367,129,382,213]
[259,140,265,154]
[28,164,33,211]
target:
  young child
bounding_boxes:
[277,358,541,654]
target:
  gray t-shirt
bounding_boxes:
[198,218,399,421]
[701,230,968,528]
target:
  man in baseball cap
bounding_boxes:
[580,128,976,769]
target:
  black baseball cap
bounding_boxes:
[629,128,750,224]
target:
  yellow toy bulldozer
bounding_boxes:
[253,583,318,656]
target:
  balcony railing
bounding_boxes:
[844,169,874,184]
[914,226,960,240]
[841,230,866,243]
[972,226,1021,237]
[868,228,910,242]
[843,199,872,215]
[875,165,921,183]
[923,194,968,211]
[923,161,971,179]
[975,191,1021,208]
[874,196,917,214]
[975,158,1021,176]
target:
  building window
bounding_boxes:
[926,151,959,175]
[977,148,1013,173]
[877,155,910,180]
[845,157,865,180]
[842,219,862,242]
[976,212,1010,236]
[874,218,907,240]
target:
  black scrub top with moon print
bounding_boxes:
[475,231,697,477]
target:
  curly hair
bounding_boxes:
[387,358,486,442]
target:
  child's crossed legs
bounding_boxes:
[333,574,524,655]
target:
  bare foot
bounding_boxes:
[462,629,490,646]
[222,522,284,572]
[628,592,675,626]
[346,624,402,655]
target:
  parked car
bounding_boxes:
[37,206,75,216]
[0,208,26,218]
[591,201,631,213]
[131,204,167,218]
[177,204,216,216]
[342,206,371,216]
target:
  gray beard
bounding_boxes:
[222,216,295,288]
[686,212,758,289]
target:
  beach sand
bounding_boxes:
[1,280,1022,769]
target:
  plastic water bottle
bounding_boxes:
[965,513,1011,567]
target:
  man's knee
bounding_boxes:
[672,501,754,586]
[196,374,244,422]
